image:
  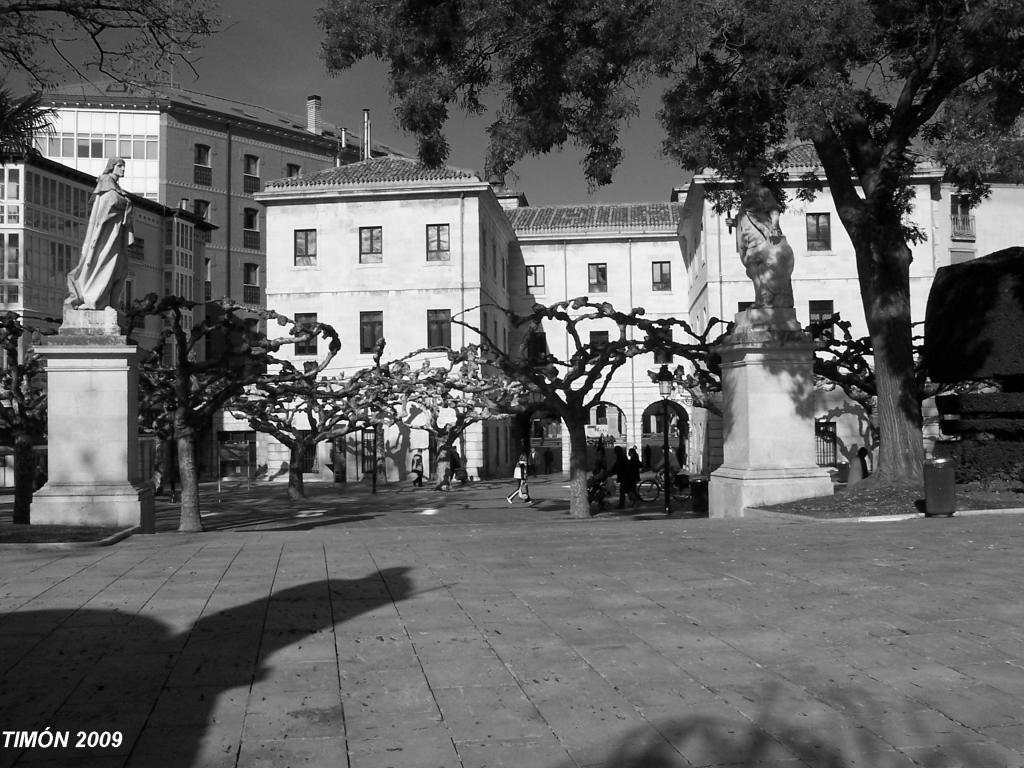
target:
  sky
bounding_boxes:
[181,0,688,206]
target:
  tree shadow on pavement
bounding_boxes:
[547,681,1023,767]
[0,567,412,767]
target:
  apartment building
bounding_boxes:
[256,156,518,481]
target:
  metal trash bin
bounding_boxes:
[836,461,850,483]
[923,457,956,517]
[690,475,709,515]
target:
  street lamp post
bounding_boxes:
[656,364,674,516]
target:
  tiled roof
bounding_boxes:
[779,143,821,169]
[507,203,682,234]
[263,157,481,189]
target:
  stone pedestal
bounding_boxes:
[31,308,154,530]
[709,308,832,518]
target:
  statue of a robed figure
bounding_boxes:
[32,156,153,530]
[65,157,134,311]
[735,169,794,309]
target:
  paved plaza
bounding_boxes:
[2,478,1024,767]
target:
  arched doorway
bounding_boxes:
[640,401,689,471]
[586,401,627,472]
[513,407,563,475]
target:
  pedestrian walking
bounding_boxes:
[611,446,640,508]
[528,446,538,476]
[411,451,424,487]
[506,454,534,504]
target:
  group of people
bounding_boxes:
[590,445,643,509]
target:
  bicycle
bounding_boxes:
[636,471,690,503]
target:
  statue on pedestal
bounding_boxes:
[65,157,134,311]
[736,169,794,309]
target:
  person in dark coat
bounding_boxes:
[612,446,640,508]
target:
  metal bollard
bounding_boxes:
[690,475,710,515]
[923,457,956,517]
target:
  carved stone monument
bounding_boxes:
[709,188,832,516]
[30,159,153,530]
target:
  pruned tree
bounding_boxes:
[318,0,1024,486]
[133,295,338,532]
[387,344,530,480]
[231,340,401,501]
[2,0,218,88]
[0,312,49,523]
[454,299,719,518]
[809,313,985,441]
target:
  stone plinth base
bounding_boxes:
[709,307,833,518]
[32,482,154,531]
[709,466,832,518]
[31,316,151,529]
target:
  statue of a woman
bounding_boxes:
[66,157,134,311]
[735,170,794,309]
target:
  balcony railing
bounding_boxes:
[193,165,212,186]
[951,214,975,241]
[242,229,260,249]
[243,284,261,305]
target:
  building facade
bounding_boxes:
[256,157,519,482]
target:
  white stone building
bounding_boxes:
[259,147,1024,484]
[256,157,519,482]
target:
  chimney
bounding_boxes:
[362,109,371,160]
[307,95,322,134]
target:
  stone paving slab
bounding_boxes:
[2,485,1024,766]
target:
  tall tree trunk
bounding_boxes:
[288,442,306,500]
[12,435,34,524]
[176,431,203,532]
[566,420,591,519]
[858,232,923,485]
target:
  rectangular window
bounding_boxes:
[815,420,837,467]
[243,154,260,194]
[4,234,18,279]
[294,312,317,356]
[652,261,672,291]
[808,299,834,338]
[243,208,259,249]
[808,299,834,325]
[194,144,211,186]
[589,330,609,351]
[588,263,607,293]
[427,309,452,347]
[806,213,831,251]
[286,163,302,177]
[652,327,673,364]
[359,226,382,264]
[950,249,974,264]
[360,311,383,353]
[294,229,317,266]
[243,262,260,305]
[527,331,548,363]
[525,264,545,290]
[426,224,450,261]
